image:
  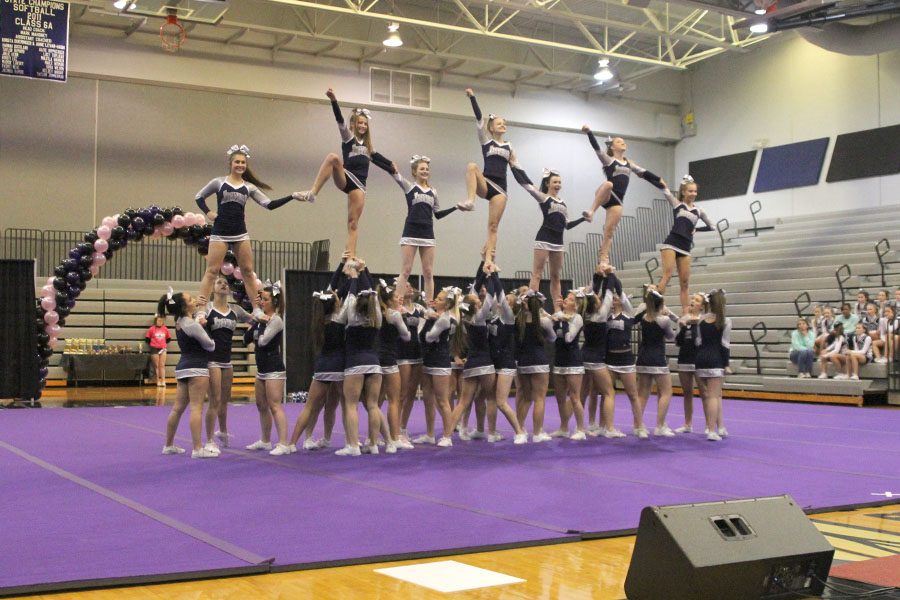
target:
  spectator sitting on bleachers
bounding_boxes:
[879,304,898,363]
[834,303,859,338]
[861,302,886,363]
[890,288,900,314]
[789,318,816,378]
[854,290,869,319]
[875,289,889,317]
[812,305,834,353]
[818,322,847,379]
[844,323,873,381]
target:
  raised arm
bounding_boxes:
[582,125,613,167]
[510,165,547,203]
[232,304,255,324]
[258,315,284,347]
[467,89,490,145]
[565,313,584,343]
[540,315,558,343]
[631,162,665,189]
[661,184,679,208]
[327,89,353,143]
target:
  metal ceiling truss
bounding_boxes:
[70,0,771,94]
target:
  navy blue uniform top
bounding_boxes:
[662,188,714,240]
[397,305,424,361]
[366,166,457,240]
[175,317,216,375]
[553,313,584,367]
[330,99,391,187]
[470,95,512,190]
[252,315,285,374]
[205,304,252,364]
[378,309,411,367]
[676,320,699,364]
[510,166,586,245]
[195,178,292,237]
[462,294,495,370]
[420,312,455,369]
[694,318,732,371]
[636,315,676,367]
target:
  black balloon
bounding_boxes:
[127,228,142,241]
[78,242,93,255]
[54,265,67,278]
[109,239,122,251]
[161,208,173,221]
[65,298,76,309]
[83,230,99,244]
[56,306,71,318]
[39,367,49,379]
[55,291,69,306]
[38,345,54,359]
[138,209,151,222]
[172,206,184,216]
[53,277,67,291]
[111,226,125,240]
[67,285,81,299]
[202,224,212,236]
[132,216,145,230]
[63,258,79,272]
[143,225,155,236]
[124,207,137,217]
[81,270,93,283]
[39,356,50,368]
[152,213,165,226]
[65,272,81,286]
[198,244,209,256]
[103,249,113,260]
[37,332,50,345]
[117,214,131,227]
[57,316,66,327]
[79,254,93,269]
[69,248,82,260]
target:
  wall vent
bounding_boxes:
[370,68,431,109]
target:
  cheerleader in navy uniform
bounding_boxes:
[550,291,587,441]
[580,127,665,273]
[456,88,519,267]
[512,166,587,303]
[656,176,715,314]
[158,289,218,459]
[695,290,731,441]
[288,289,346,452]
[298,89,391,257]
[373,156,458,302]
[398,285,426,446]
[418,286,461,447]
[634,286,678,437]
[203,275,254,451]
[515,290,557,442]
[674,293,703,433]
[846,323,873,380]
[377,279,412,452]
[195,145,304,315]
[486,270,525,442]
[581,271,620,438]
[244,283,292,456]
[879,304,898,362]
[337,260,387,456]
[604,273,647,438]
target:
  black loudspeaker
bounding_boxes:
[624,495,834,600]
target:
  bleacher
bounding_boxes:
[611,204,900,405]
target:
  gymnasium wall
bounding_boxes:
[675,33,900,223]
[0,34,679,279]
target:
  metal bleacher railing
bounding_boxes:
[2,228,329,279]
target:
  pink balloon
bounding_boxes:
[161,222,175,236]
[46,323,61,336]
[41,284,55,297]
[183,212,195,224]
[172,214,185,228]
[101,216,116,228]
[195,213,207,226]
[49,337,59,349]
[220,262,234,276]
[91,252,107,266]
[89,265,100,276]
[41,296,56,311]
[97,225,111,240]
[233,267,243,281]
[94,239,109,253]
[46,276,55,287]
[43,310,59,325]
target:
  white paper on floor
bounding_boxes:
[374,560,525,593]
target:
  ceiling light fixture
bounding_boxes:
[383,22,403,47]
[113,0,136,9]
[749,21,769,33]
[594,58,614,82]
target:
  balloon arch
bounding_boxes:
[33,205,255,400]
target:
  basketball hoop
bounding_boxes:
[160,10,186,53]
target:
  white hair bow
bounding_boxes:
[487,113,497,120]
[379,278,393,293]
[542,168,560,179]
[682,174,695,183]
[442,286,461,300]
[459,302,471,312]
[166,286,175,305]
[226,144,251,158]
[410,155,431,164]
[700,292,710,304]
[521,289,546,302]
[352,108,372,119]
[604,135,613,148]
[313,291,333,300]
[570,289,586,299]
[358,289,376,297]
[648,288,664,299]
[264,279,282,296]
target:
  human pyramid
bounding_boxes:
[160,88,732,459]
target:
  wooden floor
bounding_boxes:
[10,505,899,599]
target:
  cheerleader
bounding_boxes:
[195,145,303,315]
[813,305,835,353]
[336,261,386,456]
[373,156,458,302]
[580,127,665,273]
[674,294,703,432]
[581,272,620,438]
[861,303,886,362]
[818,322,848,380]
[845,323,873,380]
[604,273,647,438]
[487,271,525,442]
[456,88,519,267]
[377,279,412,452]
[634,286,677,437]
[656,176,715,314]
[244,283,291,456]
[550,291,587,440]
[288,289,345,452]
[695,289,731,441]
[855,290,869,319]
[879,305,898,362]
[512,166,587,303]
[158,289,218,459]
[203,275,254,450]
[398,285,427,445]
[298,89,391,257]
[419,286,462,446]
[515,290,557,442]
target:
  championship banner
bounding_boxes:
[1,0,68,82]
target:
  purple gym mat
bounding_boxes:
[1,397,898,594]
